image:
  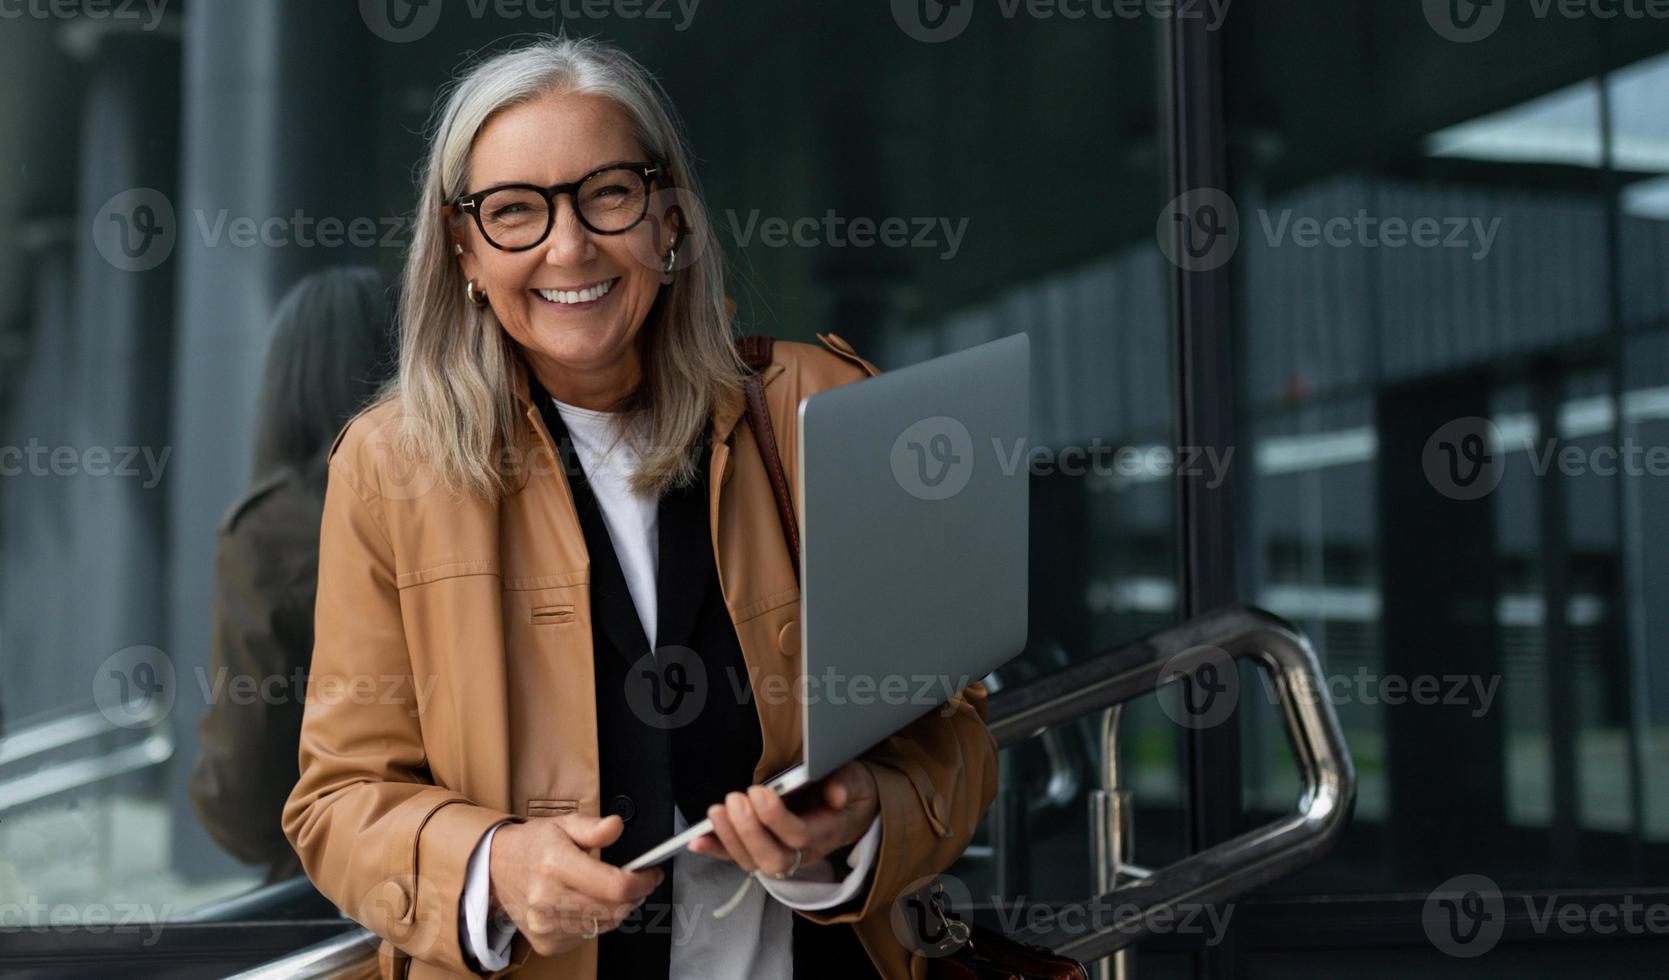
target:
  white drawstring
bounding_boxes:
[710,871,760,919]
[711,847,804,919]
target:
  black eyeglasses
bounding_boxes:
[451,161,662,251]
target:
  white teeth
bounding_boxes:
[538,278,615,305]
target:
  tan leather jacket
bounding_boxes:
[281,334,999,979]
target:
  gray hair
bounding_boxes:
[389,35,746,500]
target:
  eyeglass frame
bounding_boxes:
[448,160,666,252]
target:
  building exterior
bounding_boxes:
[2,1,1669,975]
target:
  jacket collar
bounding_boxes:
[509,347,770,458]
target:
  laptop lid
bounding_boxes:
[795,332,1030,781]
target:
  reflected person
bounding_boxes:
[189,266,397,883]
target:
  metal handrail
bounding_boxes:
[176,876,338,924]
[0,703,174,812]
[227,928,379,980]
[986,603,1356,963]
[236,603,1353,976]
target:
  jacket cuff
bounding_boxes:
[462,822,518,972]
[761,814,881,911]
[793,762,925,925]
[396,801,526,975]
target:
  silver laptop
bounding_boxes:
[625,332,1030,870]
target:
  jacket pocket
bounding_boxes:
[530,602,576,626]
[526,798,578,818]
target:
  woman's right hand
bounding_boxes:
[487,814,664,957]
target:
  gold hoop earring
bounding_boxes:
[466,279,488,308]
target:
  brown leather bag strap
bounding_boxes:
[734,335,801,583]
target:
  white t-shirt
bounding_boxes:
[458,396,882,978]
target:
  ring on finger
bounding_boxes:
[769,848,803,881]
[583,915,601,940]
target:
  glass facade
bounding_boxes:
[1225,3,1669,903]
[3,0,1669,976]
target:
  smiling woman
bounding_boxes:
[278,35,998,980]
[448,94,679,416]
[393,39,748,503]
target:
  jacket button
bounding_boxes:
[777,619,799,656]
[608,795,636,822]
[380,880,412,921]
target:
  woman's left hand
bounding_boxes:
[691,761,879,877]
